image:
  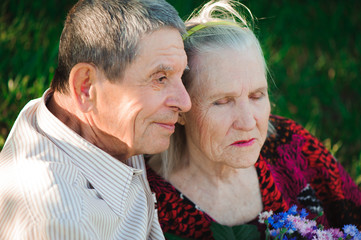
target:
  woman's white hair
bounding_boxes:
[149,0,274,180]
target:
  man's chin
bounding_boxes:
[142,141,170,155]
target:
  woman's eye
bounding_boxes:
[250,92,265,100]
[213,98,229,105]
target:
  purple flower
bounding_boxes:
[326,228,344,238]
[270,229,280,237]
[286,215,317,237]
[312,229,334,240]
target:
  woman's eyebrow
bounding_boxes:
[208,91,238,100]
[208,86,268,100]
[250,86,268,94]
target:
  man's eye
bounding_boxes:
[156,76,167,84]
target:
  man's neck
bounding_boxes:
[46,90,132,162]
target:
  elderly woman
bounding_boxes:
[147,0,361,239]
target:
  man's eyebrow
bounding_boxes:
[150,64,173,76]
[148,64,189,79]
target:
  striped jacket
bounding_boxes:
[0,89,164,240]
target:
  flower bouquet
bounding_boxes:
[164,205,361,240]
[259,205,361,240]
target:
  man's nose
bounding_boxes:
[166,80,192,112]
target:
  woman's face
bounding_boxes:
[183,46,270,168]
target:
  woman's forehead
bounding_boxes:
[189,47,266,94]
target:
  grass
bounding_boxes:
[1,0,360,186]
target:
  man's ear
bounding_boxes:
[68,63,98,112]
[177,112,186,125]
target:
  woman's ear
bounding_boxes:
[177,112,186,125]
[68,63,98,112]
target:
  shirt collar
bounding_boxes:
[37,89,143,216]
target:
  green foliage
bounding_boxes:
[0,0,360,185]
[0,0,74,145]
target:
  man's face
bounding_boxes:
[93,27,191,156]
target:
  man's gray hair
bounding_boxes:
[51,0,185,93]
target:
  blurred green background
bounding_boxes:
[1,0,360,186]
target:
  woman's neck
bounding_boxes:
[177,149,254,186]
[169,154,262,226]
[170,148,258,191]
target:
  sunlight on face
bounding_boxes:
[184,46,270,168]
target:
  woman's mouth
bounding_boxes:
[231,138,256,147]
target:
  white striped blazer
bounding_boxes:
[0,89,165,240]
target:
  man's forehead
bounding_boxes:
[137,28,184,53]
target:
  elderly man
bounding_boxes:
[0,0,190,239]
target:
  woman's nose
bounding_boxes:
[233,103,256,131]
